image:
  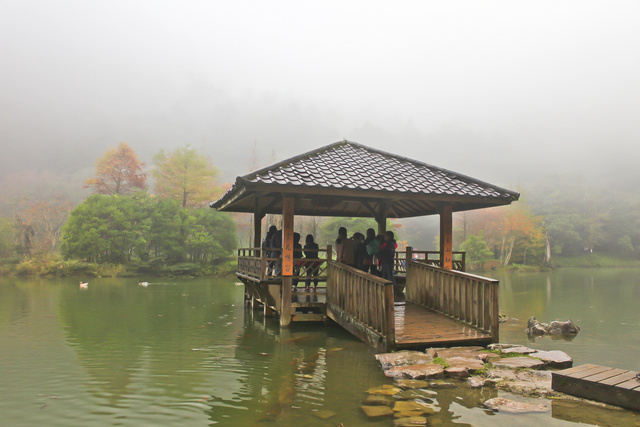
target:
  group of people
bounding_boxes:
[261,225,398,293]
[334,227,397,290]
[262,225,321,292]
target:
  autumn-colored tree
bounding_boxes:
[151,146,221,208]
[23,196,73,256]
[454,197,545,266]
[498,201,545,266]
[84,142,147,195]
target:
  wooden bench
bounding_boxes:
[552,364,640,411]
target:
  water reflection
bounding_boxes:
[2,274,640,426]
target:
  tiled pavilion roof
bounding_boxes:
[211,140,519,218]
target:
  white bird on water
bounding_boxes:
[79,281,88,288]
[138,281,149,287]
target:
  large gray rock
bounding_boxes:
[384,363,445,379]
[483,397,549,413]
[376,351,434,369]
[526,317,580,336]
[445,356,486,371]
[548,319,580,335]
[528,350,573,369]
[491,356,546,370]
[501,346,536,355]
[526,317,549,335]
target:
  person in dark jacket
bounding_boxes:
[292,232,303,290]
[270,228,282,276]
[353,232,366,271]
[263,225,277,276]
[303,234,320,292]
[380,231,397,293]
[363,228,378,275]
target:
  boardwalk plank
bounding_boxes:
[552,364,640,411]
[393,301,491,348]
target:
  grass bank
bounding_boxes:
[0,256,237,278]
[552,254,640,268]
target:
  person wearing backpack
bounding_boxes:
[363,228,379,275]
[353,232,366,271]
[335,227,356,267]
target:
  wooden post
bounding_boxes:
[405,246,413,298]
[439,205,453,270]
[253,212,264,251]
[280,196,294,327]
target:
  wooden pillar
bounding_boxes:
[253,212,264,250]
[439,205,453,270]
[280,196,294,327]
[377,202,387,236]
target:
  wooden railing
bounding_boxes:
[236,247,331,283]
[325,261,395,351]
[405,259,499,342]
[394,249,466,273]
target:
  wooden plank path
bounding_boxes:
[394,301,492,349]
[552,364,640,411]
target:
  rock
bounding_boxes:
[483,397,549,414]
[468,376,487,388]
[393,416,428,426]
[376,351,434,369]
[445,366,470,378]
[445,356,485,371]
[501,346,536,355]
[362,405,394,418]
[393,400,435,415]
[528,350,573,369]
[487,343,518,350]
[526,317,549,336]
[367,384,402,395]
[312,409,336,420]
[384,363,445,379]
[491,357,545,370]
[394,389,436,401]
[425,348,438,357]
[396,379,429,389]
[435,346,487,359]
[526,317,580,336]
[428,380,456,389]
[363,394,395,406]
[548,319,580,335]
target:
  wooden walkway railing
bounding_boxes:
[325,261,395,351]
[405,259,499,342]
[394,248,466,273]
[237,247,331,283]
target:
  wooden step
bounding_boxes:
[552,364,640,411]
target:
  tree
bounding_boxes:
[152,146,221,208]
[0,218,15,258]
[84,142,147,195]
[459,232,494,269]
[23,196,73,256]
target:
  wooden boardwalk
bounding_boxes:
[394,301,492,349]
[552,364,640,411]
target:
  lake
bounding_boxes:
[1,269,639,426]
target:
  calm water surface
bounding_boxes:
[1,269,639,426]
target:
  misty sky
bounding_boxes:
[2,1,639,189]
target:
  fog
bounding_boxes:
[2,1,639,190]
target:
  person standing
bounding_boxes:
[380,231,398,294]
[303,234,320,292]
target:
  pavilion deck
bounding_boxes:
[238,247,498,351]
